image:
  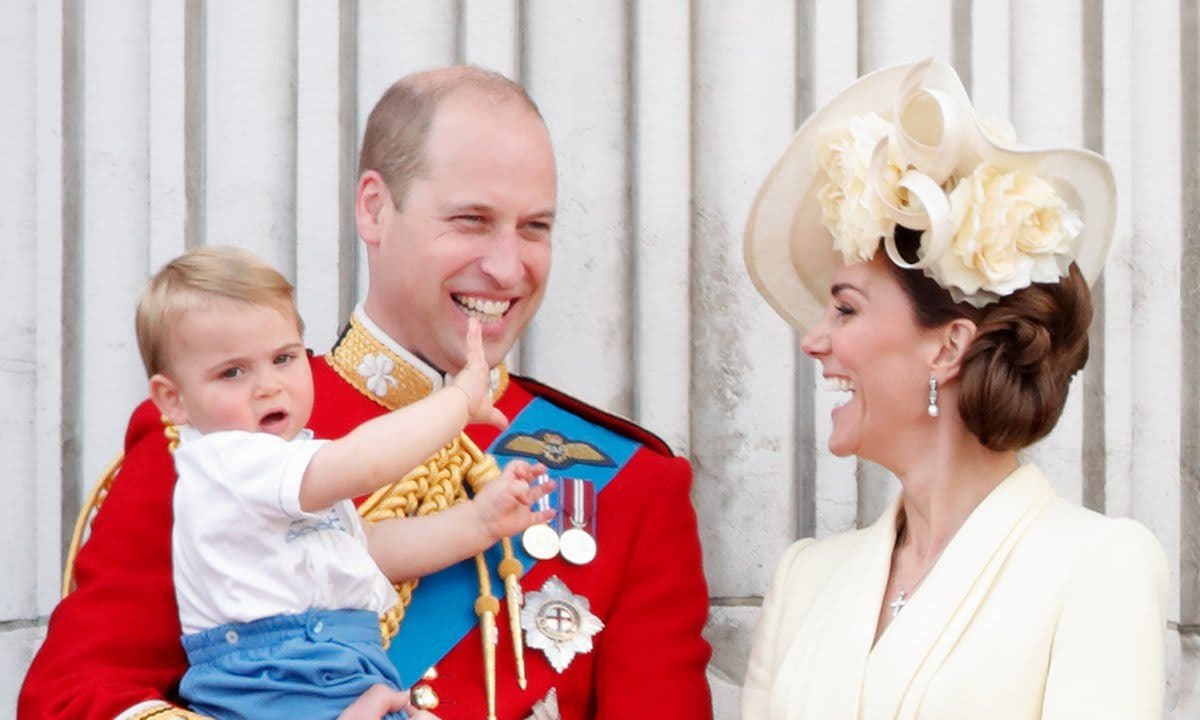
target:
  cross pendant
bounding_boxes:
[889,590,908,618]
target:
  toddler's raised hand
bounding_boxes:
[451,318,508,430]
[473,460,555,540]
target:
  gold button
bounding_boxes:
[411,683,439,710]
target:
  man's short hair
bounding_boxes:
[136,245,302,377]
[358,66,543,208]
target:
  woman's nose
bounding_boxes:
[800,318,830,358]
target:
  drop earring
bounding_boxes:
[927,375,939,418]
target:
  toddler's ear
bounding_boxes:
[149,373,189,426]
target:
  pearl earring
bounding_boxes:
[927,376,939,418]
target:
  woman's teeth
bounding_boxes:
[824,377,855,408]
[453,294,510,323]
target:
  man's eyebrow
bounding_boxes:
[444,202,493,215]
[442,203,556,221]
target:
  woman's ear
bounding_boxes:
[149,373,189,427]
[930,318,977,382]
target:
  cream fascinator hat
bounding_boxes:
[743,59,1115,331]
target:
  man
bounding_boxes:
[19,67,713,720]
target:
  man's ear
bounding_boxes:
[149,374,189,427]
[930,318,978,382]
[355,171,392,248]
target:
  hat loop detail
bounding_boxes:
[883,171,954,271]
[891,62,963,184]
[868,61,965,271]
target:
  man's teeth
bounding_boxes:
[824,377,855,407]
[453,295,510,323]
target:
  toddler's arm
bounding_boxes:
[300,318,504,512]
[366,460,554,580]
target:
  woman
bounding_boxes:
[740,60,1168,719]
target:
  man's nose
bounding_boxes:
[479,226,523,287]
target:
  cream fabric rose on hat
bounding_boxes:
[933,163,1082,304]
[815,113,900,262]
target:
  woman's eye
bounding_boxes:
[220,367,243,379]
[835,304,855,317]
[274,353,295,366]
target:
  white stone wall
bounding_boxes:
[2,1,1198,718]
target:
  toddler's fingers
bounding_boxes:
[503,458,532,476]
[464,317,485,366]
[485,408,508,430]
[525,479,555,505]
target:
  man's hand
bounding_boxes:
[473,460,555,540]
[451,317,508,429]
[337,685,440,720]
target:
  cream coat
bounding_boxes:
[742,465,1168,719]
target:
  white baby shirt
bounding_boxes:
[172,427,398,635]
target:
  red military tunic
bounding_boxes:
[20,320,712,720]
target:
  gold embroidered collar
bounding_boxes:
[327,312,509,410]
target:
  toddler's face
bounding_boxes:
[153,299,312,439]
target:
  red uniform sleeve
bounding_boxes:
[593,453,713,719]
[19,400,190,720]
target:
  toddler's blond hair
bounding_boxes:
[136,246,303,377]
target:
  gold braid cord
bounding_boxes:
[358,433,501,645]
[130,703,211,720]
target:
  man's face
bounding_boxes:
[362,93,557,372]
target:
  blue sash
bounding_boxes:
[386,397,640,681]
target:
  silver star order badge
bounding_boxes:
[520,576,604,673]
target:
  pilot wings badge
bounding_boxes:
[520,576,604,673]
[499,430,615,470]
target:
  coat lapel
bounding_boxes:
[776,504,900,720]
[863,466,1055,719]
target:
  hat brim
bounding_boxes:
[743,59,1116,331]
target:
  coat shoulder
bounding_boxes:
[511,374,676,457]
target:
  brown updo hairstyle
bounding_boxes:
[887,226,1092,451]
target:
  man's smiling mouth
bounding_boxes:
[453,294,512,323]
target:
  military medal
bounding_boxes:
[558,478,597,565]
[521,576,603,673]
[522,473,560,560]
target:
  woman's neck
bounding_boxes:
[891,438,1019,559]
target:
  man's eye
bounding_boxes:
[455,215,485,224]
[220,367,243,379]
[274,353,295,366]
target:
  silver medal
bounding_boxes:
[558,478,597,565]
[522,473,560,559]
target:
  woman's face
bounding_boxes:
[800,253,945,461]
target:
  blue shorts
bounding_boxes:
[180,608,408,720]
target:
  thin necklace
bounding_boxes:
[887,516,948,618]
